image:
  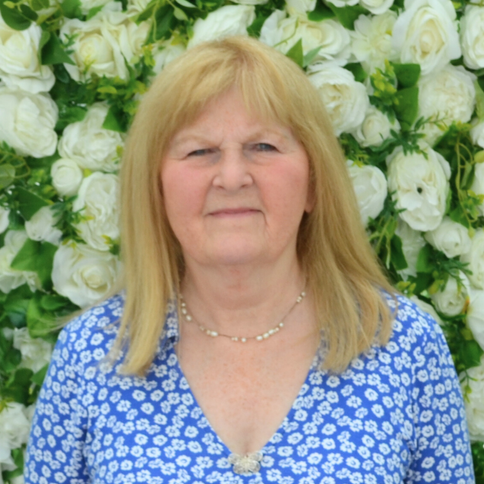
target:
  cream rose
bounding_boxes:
[347,161,388,226]
[232,0,268,4]
[72,172,120,251]
[50,158,84,197]
[424,217,472,258]
[395,220,426,279]
[359,0,394,15]
[188,6,255,47]
[24,206,62,245]
[471,122,484,151]
[461,5,484,70]
[461,230,484,289]
[430,272,469,317]
[351,12,398,73]
[0,13,54,93]
[386,145,450,231]
[392,0,461,75]
[60,3,149,81]
[471,162,484,216]
[0,88,58,158]
[352,106,399,147]
[260,11,351,64]
[285,0,316,13]
[0,402,31,451]
[0,206,9,234]
[326,0,358,8]
[461,356,484,441]
[418,65,476,144]
[0,230,39,293]
[467,290,484,352]
[52,240,121,307]
[13,327,53,372]
[307,63,369,135]
[58,103,123,172]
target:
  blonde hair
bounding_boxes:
[118,36,395,375]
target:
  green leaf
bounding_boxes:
[135,0,156,22]
[176,0,195,7]
[31,0,49,10]
[11,239,57,289]
[55,106,87,131]
[40,294,70,311]
[478,76,484,93]
[327,3,367,30]
[153,5,175,41]
[0,163,15,189]
[16,187,50,221]
[0,1,31,30]
[4,297,29,327]
[61,0,82,18]
[303,46,322,68]
[19,3,37,21]
[247,13,266,37]
[173,5,188,20]
[1,447,24,480]
[286,39,304,68]
[394,86,419,131]
[27,293,57,338]
[416,244,433,273]
[31,363,49,386]
[3,368,33,404]
[308,0,335,21]
[459,340,484,369]
[475,80,484,122]
[344,62,366,83]
[86,4,104,18]
[102,106,126,133]
[392,63,421,88]
[449,205,471,228]
[390,235,407,271]
[0,331,21,373]
[41,33,75,66]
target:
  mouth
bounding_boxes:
[209,208,260,217]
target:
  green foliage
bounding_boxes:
[327,2,368,30]
[473,442,484,484]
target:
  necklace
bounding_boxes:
[179,289,306,343]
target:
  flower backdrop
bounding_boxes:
[0,0,484,479]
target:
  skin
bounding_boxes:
[160,89,319,455]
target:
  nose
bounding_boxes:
[212,148,253,192]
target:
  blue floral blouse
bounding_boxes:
[24,293,475,483]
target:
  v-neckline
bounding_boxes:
[170,342,322,460]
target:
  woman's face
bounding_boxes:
[160,89,314,270]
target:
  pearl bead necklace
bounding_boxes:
[179,290,306,343]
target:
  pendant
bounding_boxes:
[228,452,263,474]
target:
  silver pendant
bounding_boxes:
[228,452,263,474]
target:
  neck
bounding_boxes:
[180,257,306,338]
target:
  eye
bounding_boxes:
[254,143,276,152]
[188,148,211,157]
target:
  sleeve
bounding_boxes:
[24,323,90,484]
[405,310,475,484]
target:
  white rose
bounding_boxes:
[430,272,469,317]
[0,230,39,293]
[461,229,484,289]
[307,63,369,135]
[58,103,123,172]
[285,0,316,13]
[24,206,62,245]
[470,162,484,216]
[467,290,484,352]
[326,0,358,8]
[13,327,53,372]
[386,145,450,231]
[461,6,484,70]
[73,172,120,251]
[52,240,121,307]
[260,11,351,64]
[471,122,484,151]
[0,206,9,234]
[0,88,58,158]
[60,4,149,81]
[232,0,268,4]
[410,295,443,326]
[188,6,256,48]
[359,0,394,15]
[418,65,476,145]
[0,13,54,94]
[392,0,461,75]
[461,356,484,441]
[352,106,399,147]
[351,12,398,73]
[152,39,186,75]
[0,402,31,450]
[50,158,84,197]
[347,161,387,226]
[424,217,472,258]
[395,220,426,279]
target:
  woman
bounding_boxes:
[24,37,474,483]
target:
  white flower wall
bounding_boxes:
[0,0,484,480]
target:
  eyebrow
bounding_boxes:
[170,128,291,149]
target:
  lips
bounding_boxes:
[209,208,260,217]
